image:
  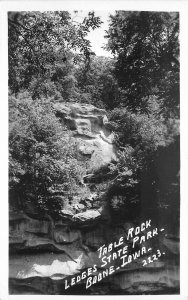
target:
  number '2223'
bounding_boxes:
[142,249,162,266]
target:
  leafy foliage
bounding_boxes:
[107,105,179,219]
[106,11,179,117]
[8,11,102,95]
[8,11,180,223]
[9,93,83,214]
[75,56,120,109]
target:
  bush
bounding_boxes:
[107,106,179,216]
[9,92,83,214]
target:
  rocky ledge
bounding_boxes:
[54,102,117,170]
[9,102,179,295]
[9,207,180,295]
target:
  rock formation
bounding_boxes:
[9,102,179,295]
[54,102,117,170]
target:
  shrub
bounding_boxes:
[9,92,83,214]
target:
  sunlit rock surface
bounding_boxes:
[54,102,117,170]
[9,102,179,295]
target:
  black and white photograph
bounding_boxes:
[0,1,186,297]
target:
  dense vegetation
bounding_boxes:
[9,11,179,226]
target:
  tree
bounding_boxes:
[106,104,179,219]
[106,11,179,117]
[9,92,83,215]
[75,56,120,109]
[8,11,102,95]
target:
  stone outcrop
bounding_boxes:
[54,102,117,170]
[72,209,101,226]
[9,210,180,295]
[9,102,180,295]
[10,205,180,293]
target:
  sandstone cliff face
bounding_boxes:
[54,102,116,170]
[9,102,179,295]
